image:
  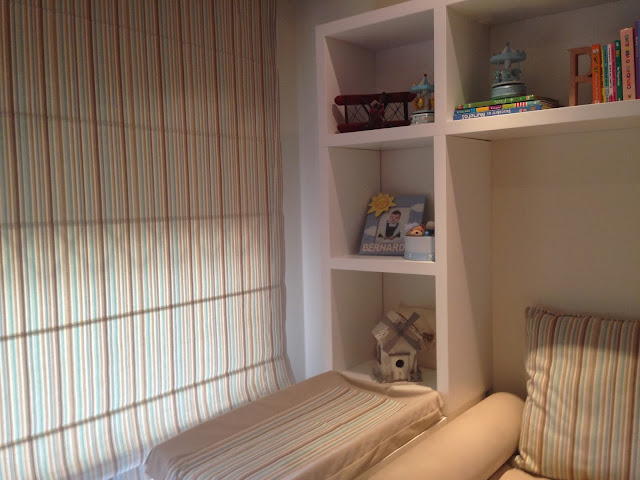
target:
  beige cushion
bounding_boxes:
[489,463,549,480]
[361,392,524,480]
[514,306,640,479]
[146,371,442,480]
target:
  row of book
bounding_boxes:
[591,21,639,103]
[452,95,560,120]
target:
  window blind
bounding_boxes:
[0,0,293,477]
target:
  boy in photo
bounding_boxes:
[377,210,402,241]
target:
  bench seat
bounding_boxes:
[145,370,442,480]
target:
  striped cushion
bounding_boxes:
[514,307,640,479]
[165,386,405,479]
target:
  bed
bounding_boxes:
[145,370,442,480]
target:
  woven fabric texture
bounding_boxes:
[0,1,293,477]
[514,306,639,479]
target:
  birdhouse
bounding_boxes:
[372,310,422,383]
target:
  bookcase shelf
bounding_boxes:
[346,360,438,390]
[329,255,436,275]
[446,101,640,141]
[323,101,640,150]
[315,0,640,416]
[322,123,438,150]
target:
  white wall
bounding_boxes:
[492,128,640,398]
[277,0,404,380]
[277,0,305,381]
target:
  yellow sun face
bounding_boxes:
[367,193,397,217]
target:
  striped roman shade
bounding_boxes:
[514,307,640,479]
[0,0,293,478]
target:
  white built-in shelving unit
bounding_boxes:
[316,0,640,416]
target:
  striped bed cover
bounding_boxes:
[145,371,442,480]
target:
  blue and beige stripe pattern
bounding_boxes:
[0,0,293,478]
[165,386,406,480]
[515,307,640,479]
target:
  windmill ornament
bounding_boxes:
[372,310,423,383]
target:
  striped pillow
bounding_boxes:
[514,307,640,479]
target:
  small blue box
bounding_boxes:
[403,236,435,261]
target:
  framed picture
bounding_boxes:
[359,193,427,256]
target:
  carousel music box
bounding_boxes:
[410,74,435,124]
[489,42,527,99]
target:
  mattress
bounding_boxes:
[145,370,443,480]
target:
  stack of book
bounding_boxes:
[591,20,639,103]
[453,95,560,120]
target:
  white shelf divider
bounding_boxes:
[329,255,436,275]
[446,101,640,141]
[323,101,640,151]
[344,359,438,391]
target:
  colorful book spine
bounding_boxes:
[615,39,623,101]
[591,44,602,103]
[455,100,547,114]
[609,42,616,101]
[635,20,640,99]
[602,43,609,102]
[601,45,606,102]
[455,94,549,110]
[453,104,543,120]
[620,27,636,100]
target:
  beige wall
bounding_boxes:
[277,0,305,381]
[492,127,640,398]
[278,0,406,380]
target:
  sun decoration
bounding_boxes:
[367,193,397,217]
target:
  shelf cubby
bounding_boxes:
[328,146,435,261]
[316,4,435,142]
[330,270,436,384]
[445,0,640,114]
